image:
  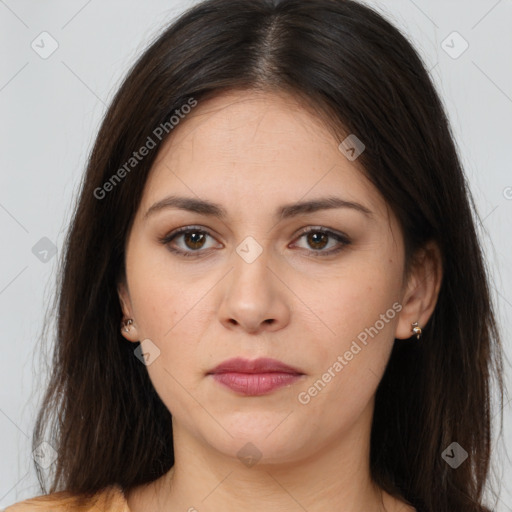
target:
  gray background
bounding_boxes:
[1,0,511,509]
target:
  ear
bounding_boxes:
[117,280,140,343]
[395,240,443,340]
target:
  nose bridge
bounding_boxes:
[216,233,291,332]
[230,234,273,298]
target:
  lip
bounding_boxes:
[207,357,305,396]
[208,357,304,375]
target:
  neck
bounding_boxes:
[133,400,396,512]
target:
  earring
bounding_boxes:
[122,319,133,333]
[411,321,422,340]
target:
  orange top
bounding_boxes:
[3,484,131,512]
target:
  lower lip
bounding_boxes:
[210,372,302,395]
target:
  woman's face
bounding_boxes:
[119,89,419,464]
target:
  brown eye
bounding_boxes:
[293,227,351,257]
[183,231,207,250]
[305,231,329,250]
[159,226,221,258]
[160,225,350,259]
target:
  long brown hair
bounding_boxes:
[32,1,505,511]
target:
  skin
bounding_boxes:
[118,88,442,512]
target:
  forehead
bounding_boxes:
[159,89,335,163]
[141,89,387,219]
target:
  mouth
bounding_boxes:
[206,357,305,396]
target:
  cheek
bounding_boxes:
[296,258,402,413]
[125,238,195,336]
[318,256,403,343]
[296,315,396,436]
[126,261,209,415]
[125,240,215,378]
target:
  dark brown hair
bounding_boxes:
[32,1,504,511]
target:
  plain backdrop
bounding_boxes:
[1,0,511,510]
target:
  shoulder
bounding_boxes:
[3,484,130,512]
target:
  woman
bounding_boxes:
[5,0,504,511]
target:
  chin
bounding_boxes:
[203,421,314,466]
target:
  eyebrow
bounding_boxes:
[144,195,373,221]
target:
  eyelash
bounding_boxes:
[159,225,351,259]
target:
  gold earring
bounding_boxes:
[411,321,422,340]
[122,319,133,333]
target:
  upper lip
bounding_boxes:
[207,357,304,375]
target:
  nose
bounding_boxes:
[217,246,291,334]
